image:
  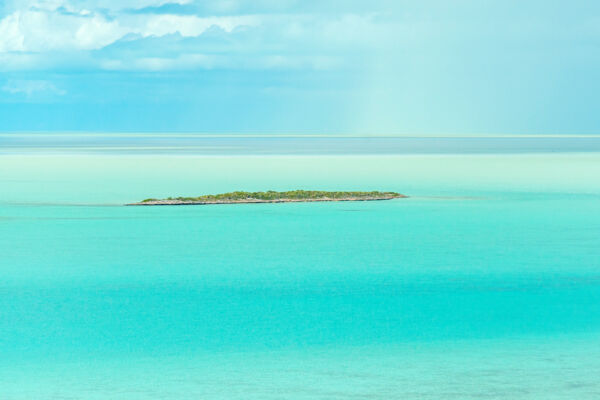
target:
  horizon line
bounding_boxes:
[3,132,600,138]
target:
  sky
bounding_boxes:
[0,0,599,134]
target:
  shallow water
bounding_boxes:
[1,136,600,399]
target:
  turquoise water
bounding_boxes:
[1,138,600,399]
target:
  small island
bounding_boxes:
[127,190,407,206]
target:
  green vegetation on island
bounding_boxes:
[130,190,406,205]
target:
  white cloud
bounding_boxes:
[134,14,260,37]
[0,13,24,52]
[4,0,193,13]
[2,79,66,96]
[0,8,260,53]
[0,0,384,71]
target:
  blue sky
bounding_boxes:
[1,0,599,134]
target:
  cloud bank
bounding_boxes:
[0,0,388,71]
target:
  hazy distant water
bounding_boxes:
[3,133,600,154]
[1,135,600,399]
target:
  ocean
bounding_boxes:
[1,135,600,399]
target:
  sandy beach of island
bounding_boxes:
[127,190,407,206]
[128,197,406,206]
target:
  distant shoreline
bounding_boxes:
[127,190,407,206]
